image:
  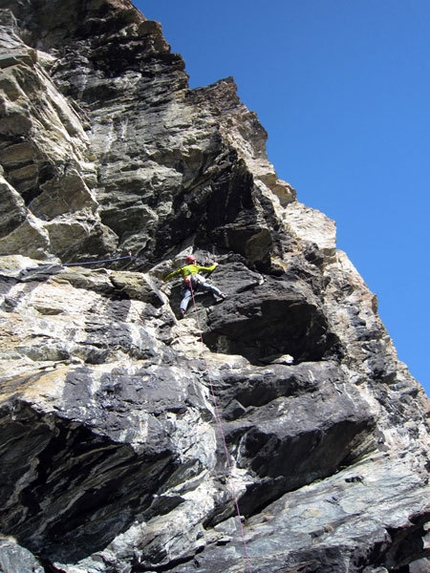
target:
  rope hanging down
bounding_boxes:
[188,281,254,573]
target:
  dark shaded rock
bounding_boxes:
[207,361,377,517]
[200,262,341,364]
[0,360,213,564]
[0,176,27,237]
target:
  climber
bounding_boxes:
[164,255,227,317]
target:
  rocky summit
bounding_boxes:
[0,1,429,572]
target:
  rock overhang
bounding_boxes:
[182,261,342,365]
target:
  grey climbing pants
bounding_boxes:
[180,278,223,312]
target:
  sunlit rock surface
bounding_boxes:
[0,1,429,572]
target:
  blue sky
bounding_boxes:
[135,1,429,395]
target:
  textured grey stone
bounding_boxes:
[0,537,44,573]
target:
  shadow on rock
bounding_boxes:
[200,262,342,365]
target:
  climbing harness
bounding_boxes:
[184,269,204,289]
[188,280,253,573]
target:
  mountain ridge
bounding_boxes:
[0,1,429,572]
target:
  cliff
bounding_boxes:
[0,1,429,572]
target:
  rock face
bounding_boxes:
[0,2,429,572]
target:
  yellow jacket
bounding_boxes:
[164,263,217,282]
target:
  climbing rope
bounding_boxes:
[61,254,135,267]
[0,253,156,278]
[188,280,254,573]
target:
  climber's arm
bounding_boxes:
[196,263,217,274]
[164,267,183,282]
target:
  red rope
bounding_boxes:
[188,280,253,573]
